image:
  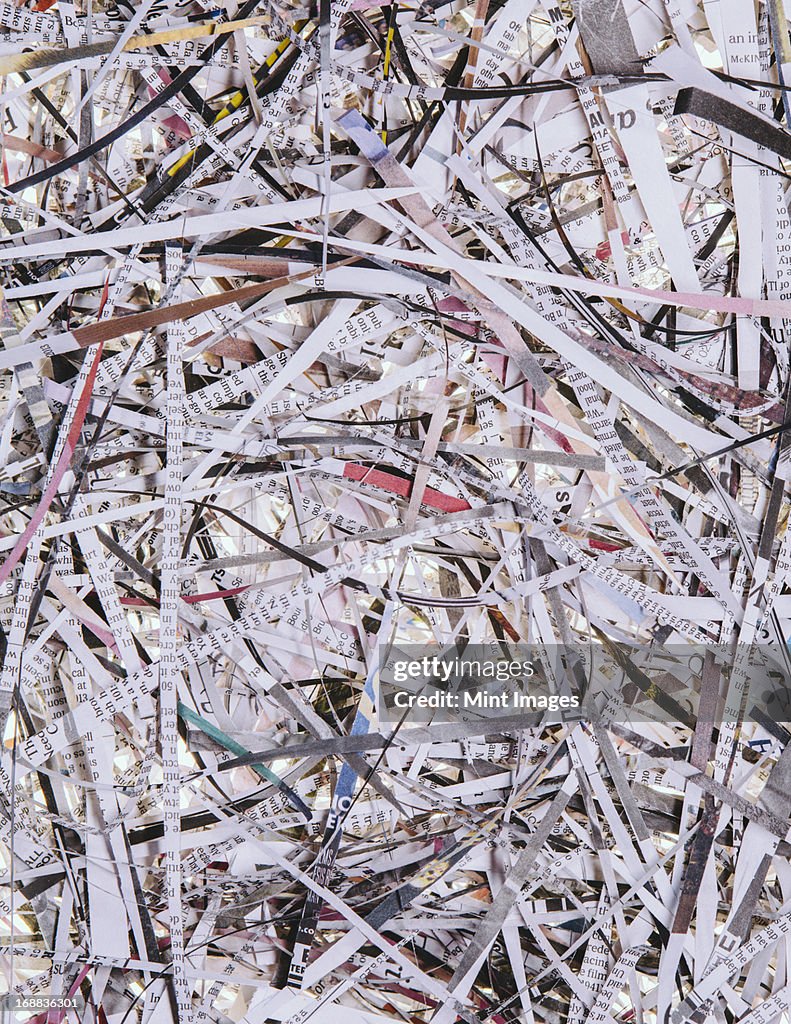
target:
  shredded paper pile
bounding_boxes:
[6,0,791,1022]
